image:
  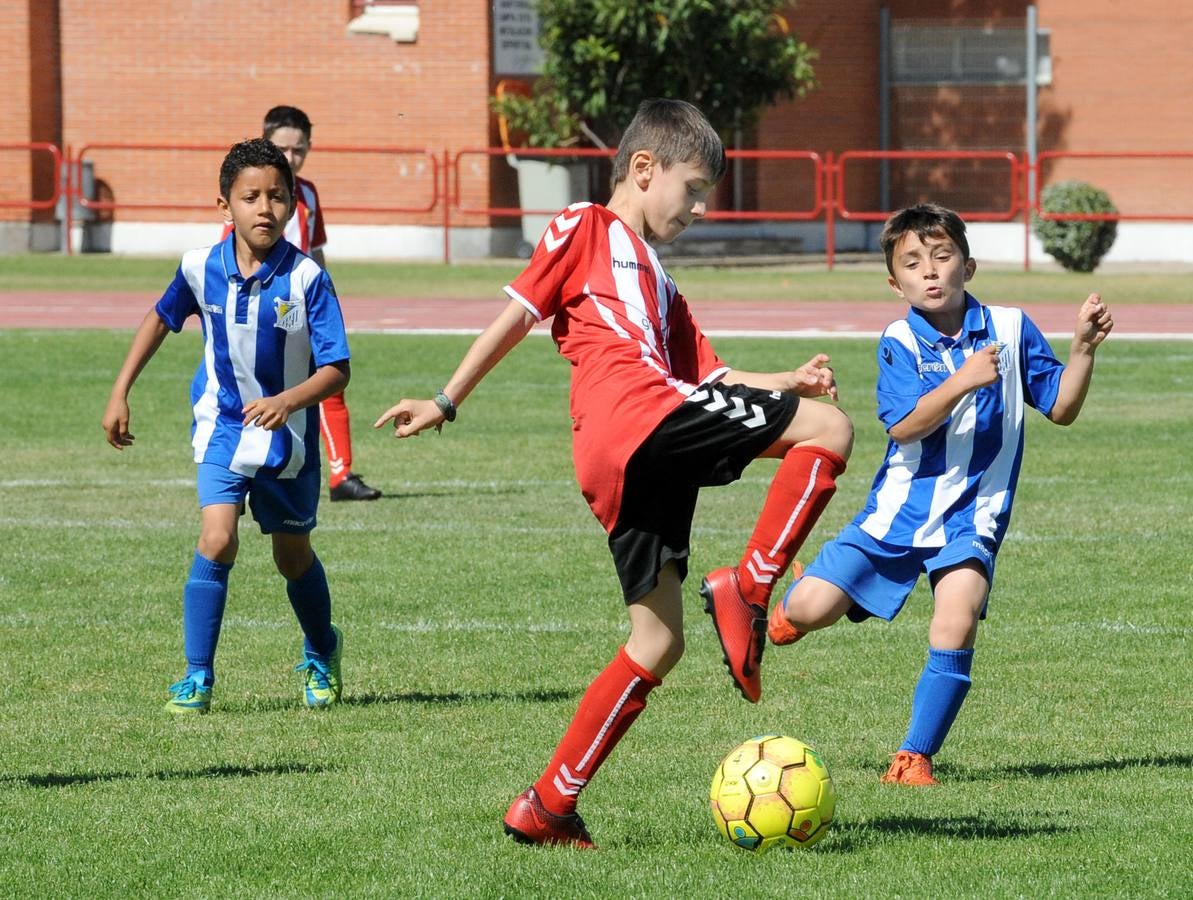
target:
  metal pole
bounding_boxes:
[1025,5,1038,270]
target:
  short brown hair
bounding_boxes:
[609,99,726,191]
[879,203,970,275]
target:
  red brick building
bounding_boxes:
[2,1,1189,261]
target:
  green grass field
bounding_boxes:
[0,322,1189,897]
[1,253,1191,304]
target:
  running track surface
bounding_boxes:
[1,292,1188,337]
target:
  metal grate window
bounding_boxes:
[891,23,1050,86]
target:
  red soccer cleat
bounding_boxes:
[502,788,596,849]
[701,567,768,703]
[880,750,939,786]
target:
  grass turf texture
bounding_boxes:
[0,329,1190,897]
[1,254,1192,304]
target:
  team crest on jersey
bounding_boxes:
[993,341,1011,376]
[274,297,305,333]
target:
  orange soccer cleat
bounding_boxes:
[767,562,806,646]
[880,750,939,786]
[701,567,768,703]
[502,788,596,849]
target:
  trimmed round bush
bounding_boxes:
[1033,180,1118,272]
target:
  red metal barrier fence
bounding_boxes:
[0,142,63,214]
[11,144,1191,268]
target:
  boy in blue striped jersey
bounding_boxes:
[102,138,350,713]
[768,203,1114,785]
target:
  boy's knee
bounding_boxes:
[785,577,850,631]
[272,540,314,580]
[820,406,854,460]
[197,531,237,564]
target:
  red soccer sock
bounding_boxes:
[533,647,661,816]
[319,392,352,488]
[737,445,846,608]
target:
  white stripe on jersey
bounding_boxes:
[971,306,1025,538]
[228,279,272,474]
[913,342,973,547]
[860,321,919,537]
[607,220,662,359]
[277,270,316,478]
[187,249,221,462]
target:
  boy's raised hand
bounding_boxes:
[1075,293,1114,348]
[374,398,444,438]
[957,343,1002,390]
[792,353,840,401]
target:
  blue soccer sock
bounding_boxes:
[899,647,974,756]
[286,555,335,658]
[183,552,233,684]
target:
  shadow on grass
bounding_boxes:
[979,752,1193,780]
[343,687,579,707]
[823,814,1073,851]
[6,762,325,789]
[219,687,580,713]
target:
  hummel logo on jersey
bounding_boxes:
[612,258,650,272]
[685,387,768,429]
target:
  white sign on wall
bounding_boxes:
[492,0,544,76]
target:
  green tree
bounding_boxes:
[493,1,817,147]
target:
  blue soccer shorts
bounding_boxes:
[803,522,997,622]
[196,463,319,534]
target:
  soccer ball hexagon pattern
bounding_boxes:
[709,734,836,852]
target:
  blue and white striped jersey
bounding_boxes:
[855,293,1064,552]
[155,234,349,479]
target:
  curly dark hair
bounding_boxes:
[218,138,294,200]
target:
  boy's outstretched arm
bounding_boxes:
[374,299,537,437]
[1049,293,1113,425]
[102,310,172,449]
[722,353,840,401]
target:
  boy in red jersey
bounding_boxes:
[224,105,381,502]
[374,99,853,847]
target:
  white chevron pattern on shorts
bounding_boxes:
[683,387,767,429]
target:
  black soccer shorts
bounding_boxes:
[609,382,798,604]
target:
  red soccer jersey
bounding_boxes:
[504,202,729,532]
[220,175,326,255]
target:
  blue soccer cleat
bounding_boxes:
[295,623,343,708]
[165,672,212,715]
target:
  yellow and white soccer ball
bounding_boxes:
[709,734,836,852]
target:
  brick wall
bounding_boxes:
[57,0,493,226]
[0,1,33,223]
